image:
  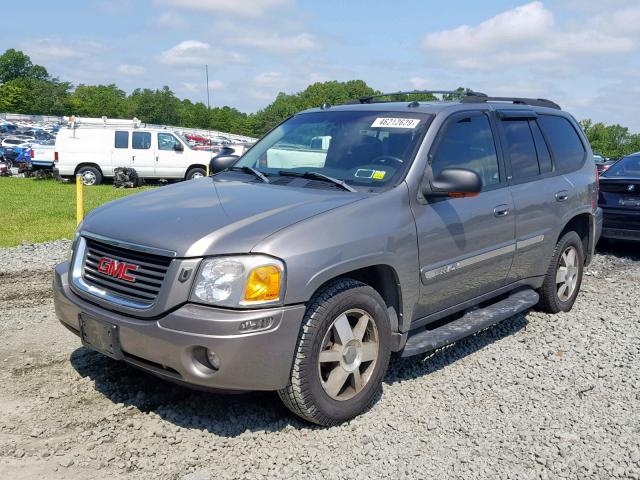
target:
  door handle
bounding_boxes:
[156,156,159,162]
[132,156,135,163]
[555,191,569,202]
[493,205,510,217]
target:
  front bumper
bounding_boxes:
[53,261,306,391]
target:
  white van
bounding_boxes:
[54,117,214,185]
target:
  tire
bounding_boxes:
[537,231,584,313]
[76,166,102,186]
[186,167,206,180]
[278,279,392,426]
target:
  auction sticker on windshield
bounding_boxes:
[371,118,420,128]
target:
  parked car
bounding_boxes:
[1,137,31,149]
[53,92,601,426]
[54,118,214,185]
[594,153,614,174]
[598,153,640,242]
[30,144,55,169]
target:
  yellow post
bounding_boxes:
[76,174,84,225]
[206,164,210,176]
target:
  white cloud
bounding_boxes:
[422,1,635,69]
[155,11,187,29]
[157,40,245,66]
[117,64,146,76]
[408,76,429,90]
[21,39,103,61]
[225,31,317,54]
[254,71,283,88]
[183,79,224,93]
[423,2,553,53]
[155,0,290,16]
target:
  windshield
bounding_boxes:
[174,132,195,150]
[603,155,640,177]
[235,110,432,188]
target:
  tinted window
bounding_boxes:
[603,155,640,177]
[115,131,129,149]
[531,122,553,173]
[132,132,151,150]
[502,120,538,179]
[538,115,585,172]
[158,133,179,151]
[432,115,500,188]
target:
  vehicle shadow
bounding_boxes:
[69,311,529,435]
[595,239,640,261]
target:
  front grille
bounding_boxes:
[82,238,172,305]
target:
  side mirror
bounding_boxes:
[209,154,240,174]
[174,142,184,152]
[423,168,482,198]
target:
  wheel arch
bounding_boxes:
[185,164,207,179]
[74,162,103,176]
[558,212,593,264]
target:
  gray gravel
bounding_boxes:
[0,240,639,479]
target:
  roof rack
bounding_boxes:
[65,116,143,129]
[350,90,486,104]
[461,95,561,110]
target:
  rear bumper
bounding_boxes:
[53,261,306,391]
[601,207,640,242]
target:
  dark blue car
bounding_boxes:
[599,153,640,242]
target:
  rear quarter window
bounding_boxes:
[537,115,585,172]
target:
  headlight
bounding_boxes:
[191,255,285,307]
[68,222,83,263]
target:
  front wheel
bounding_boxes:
[537,231,584,313]
[278,279,391,426]
[186,167,206,180]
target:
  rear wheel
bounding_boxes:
[278,279,391,426]
[538,231,584,313]
[76,166,102,186]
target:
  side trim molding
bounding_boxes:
[421,243,515,282]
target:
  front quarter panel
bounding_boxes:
[252,184,420,331]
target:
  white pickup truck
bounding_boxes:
[31,144,56,169]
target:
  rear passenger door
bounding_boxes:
[111,130,131,175]
[130,131,155,177]
[413,111,515,318]
[498,111,579,281]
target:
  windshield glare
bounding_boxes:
[235,111,432,187]
[603,155,640,177]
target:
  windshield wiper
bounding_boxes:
[278,171,356,192]
[227,166,270,183]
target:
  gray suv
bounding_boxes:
[53,91,602,426]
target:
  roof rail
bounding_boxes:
[461,95,561,110]
[349,90,486,104]
[65,116,143,129]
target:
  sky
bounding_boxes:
[1,0,639,130]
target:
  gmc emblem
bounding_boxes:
[97,257,138,282]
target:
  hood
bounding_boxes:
[81,177,366,257]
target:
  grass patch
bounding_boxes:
[0,177,154,247]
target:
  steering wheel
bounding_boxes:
[369,155,404,166]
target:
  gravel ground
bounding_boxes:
[0,240,639,480]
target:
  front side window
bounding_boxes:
[538,115,585,172]
[235,111,432,187]
[115,131,129,149]
[158,133,180,151]
[502,120,539,179]
[132,132,151,150]
[431,115,500,188]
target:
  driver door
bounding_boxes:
[155,132,185,178]
[412,111,516,319]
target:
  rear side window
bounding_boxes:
[502,120,539,179]
[431,115,500,188]
[132,132,151,150]
[538,115,585,172]
[115,131,129,149]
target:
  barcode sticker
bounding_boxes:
[371,118,420,129]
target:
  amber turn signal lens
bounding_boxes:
[243,265,281,302]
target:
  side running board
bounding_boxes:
[401,289,539,358]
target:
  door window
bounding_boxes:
[158,133,180,151]
[115,131,129,149]
[431,115,500,188]
[502,120,539,179]
[132,132,151,150]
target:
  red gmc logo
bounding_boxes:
[97,257,138,282]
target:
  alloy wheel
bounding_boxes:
[556,245,579,301]
[318,308,379,401]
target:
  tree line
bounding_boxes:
[0,48,638,157]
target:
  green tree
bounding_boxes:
[0,48,49,83]
[580,119,640,159]
[69,84,128,118]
